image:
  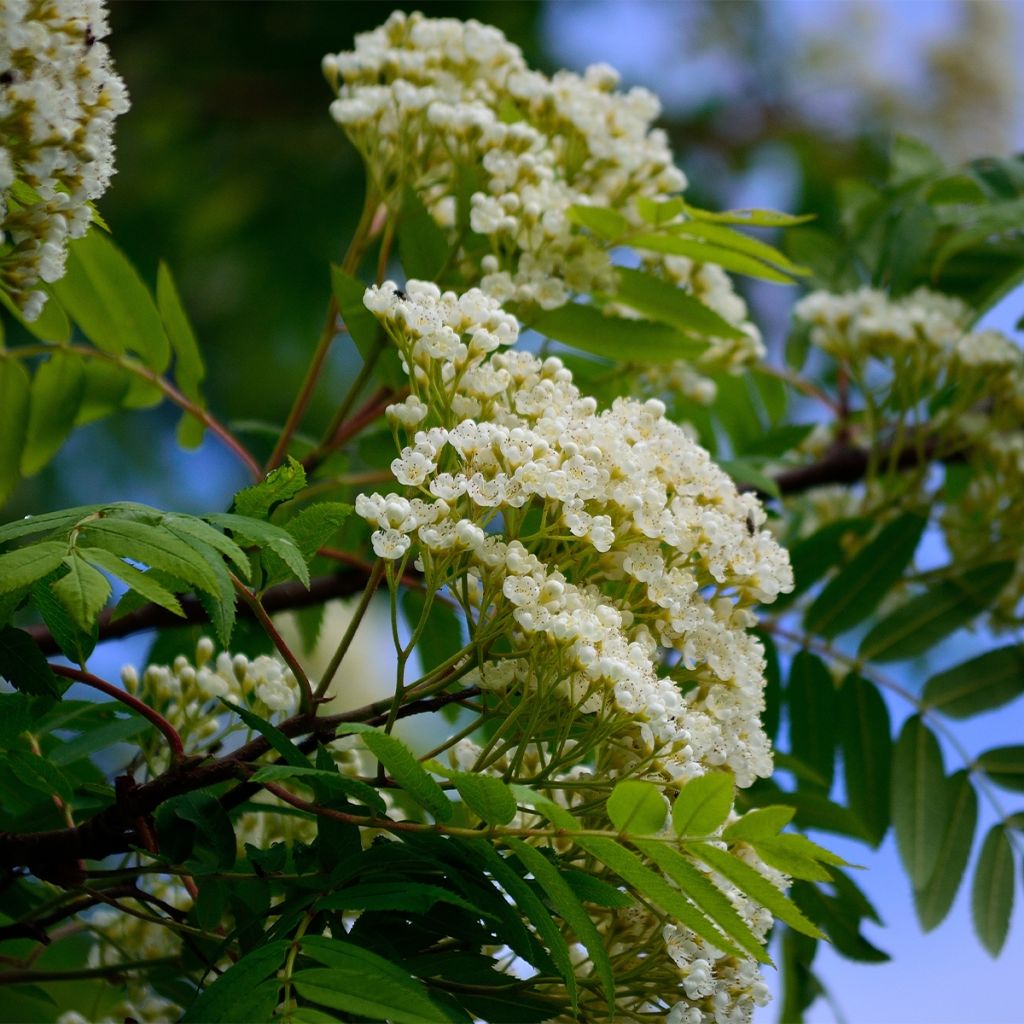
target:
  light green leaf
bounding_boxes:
[347,724,452,821]
[840,674,892,845]
[788,651,837,791]
[972,825,1015,956]
[51,553,111,631]
[0,286,71,343]
[74,359,132,426]
[630,233,797,283]
[0,625,60,698]
[398,186,449,281]
[451,772,517,826]
[635,195,685,226]
[723,806,795,843]
[77,517,221,595]
[157,261,206,447]
[249,764,385,814]
[21,352,85,476]
[0,504,103,545]
[672,771,734,837]
[78,547,183,617]
[976,746,1024,793]
[505,838,616,1009]
[749,834,843,882]
[533,303,705,364]
[51,228,170,370]
[670,220,808,275]
[923,646,1024,719]
[607,779,667,834]
[205,512,309,588]
[233,457,306,520]
[0,359,30,506]
[686,842,825,939]
[914,771,977,931]
[682,202,815,227]
[805,513,927,637]
[280,502,352,564]
[892,716,947,888]
[0,541,67,594]
[224,701,308,767]
[859,562,1014,662]
[161,513,251,578]
[632,840,770,963]
[566,204,629,238]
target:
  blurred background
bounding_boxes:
[6,2,1024,1019]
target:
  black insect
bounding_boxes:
[394,288,407,300]
[0,71,15,86]
[745,512,756,537]
[85,24,96,47]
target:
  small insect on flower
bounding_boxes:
[746,512,756,536]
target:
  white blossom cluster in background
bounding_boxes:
[795,286,1024,618]
[356,279,793,1020]
[0,0,128,318]
[122,637,300,770]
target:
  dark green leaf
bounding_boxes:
[21,352,85,476]
[4,748,73,802]
[671,771,734,837]
[972,825,1015,956]
[318,882,484,917]
[205,513,309,588]
[840,674,892,845]
[155,791,236,870]
[805,513,926,637]
[773,517,873,609]
[505,838,616,1009]
[0,692,31,747]
[249,764,385,814]
[181,940,289,1022]
[923,646,1024,718]
[560,869,631,908]
[0,359,30,506]
[976,746,1024,792]
[914,771,977,931]
[859,562,1013,662]
[787,651,837,792]
[49,714,152,767]
[0,625,59,698]
[791,881,889,963]
[450,772,517,826]
[892,716,947,888]
[398,187,449,281]
[533,303,705,365]
[157,261,206,446]
[224,701,308,767]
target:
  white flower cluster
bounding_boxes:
[123,637,300,768]
[0,0,129,318]
[324,11,684,311]
[795,286,1024,617]
[359,280,792,788]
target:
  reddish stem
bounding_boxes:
[50,665,185,764]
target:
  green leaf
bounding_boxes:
[398,187,449,282]
[670,220,808,275]
[892,715,947,888]
[21,352,85,476]
[914,771,978,931]
[318,882,484,917]
[972,825,1015,956]
[805,513,926,637]
[280,502,351,564]
[0,625,59,697]
[840,674,892,845]
[77,517,221,595]
[859,562,1014,662]
[790,881,889,963]
[347,724,452,821]
[632,840,770,963]
[0,692,31,748]
[0,541,68,594]
[686,842,825,939]
[3,748,74,803]
[923,646,1024,718]
[205,513,309,588]
[634,195,684,226]
[224,701,308,767]
[682,202,815,227]
[739,423,816,459]
[78,547,183,616]
[161,513,251,579]
[330,266,379,354]
[565,204,629,239]
[505,838,616,1009]
[889,135,944,183]
[720,458,781,500]
[533,303,705,365]
[607,779,667,834]
[155,791,236,870]
[292,966,445,1024]
[49,714,152,767]
[672,771,734,837]
[249,764,385,814]
[773,517,873,609]
[0,285,71,343]
[51,228,170,370]
[748,834,844,882]
[50,553,111,631]
[976,746,1024,793]
[0,359,30,505]
[723,805,795,843]
[75,359,131,425]
[233,458,306,520]
[157,262,206,446]
[181,940,289,1023]
[613,267,745,339]
[630,232,797,283]
[560,869,632,908]
[450,772,517,826]
[787,651,837,792]
[0,505,103,545]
